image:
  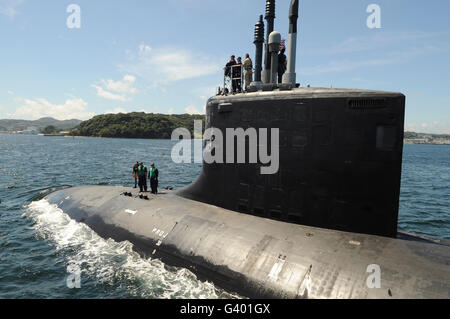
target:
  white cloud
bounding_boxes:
[194,85,217,100]
[105,107,127,114]
[138,106,176,115]
[7,90,14,95]
[92,75,137,102]
[406,123,417,131]
[13,96,22,103]
[9,97,94,120]
[406,121,450,134]
[92,85,130,102]
[185,105,205,115]
[139,43,152,54]
[119,44,222,86]
[0,0,23,19]
[102,75,137,94]
[136,106,160,114]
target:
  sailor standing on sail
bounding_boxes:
[243,54,253,91]
[278,47,287,84]
[225,55,237,92]
[233,57,243,93]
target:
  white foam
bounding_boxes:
[24,199,241,299]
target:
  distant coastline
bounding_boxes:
[0,113,205,139]
[403,132,450,145]
[1,115,449,145]
[0,117,81,134]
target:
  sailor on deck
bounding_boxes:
[137,162,148,192]
[149,163,159,194]
[233,57,243,93]
[243,54,253,91]
[132,161,139,188]
[278,47,287,84]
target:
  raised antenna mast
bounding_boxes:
[252,15,265,87]
[282,0,299,86]
[262,0,275,84]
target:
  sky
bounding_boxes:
[0,0,449,134]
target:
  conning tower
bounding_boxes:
[178,0,405,238]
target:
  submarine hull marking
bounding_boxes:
[297,265,313,299]
[45,186,450,299]
[268,257,286,281]
[125,209,137,215]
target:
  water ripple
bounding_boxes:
[0,135,448,298]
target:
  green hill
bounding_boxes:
[70,113,205,139]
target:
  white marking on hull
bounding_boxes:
[125,209,137,215]
[268,257,286,281]
[297,265,313,299]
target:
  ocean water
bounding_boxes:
[0,134,448,298]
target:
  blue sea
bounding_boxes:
[0,134,448,298]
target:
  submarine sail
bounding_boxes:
[178,0,404,239]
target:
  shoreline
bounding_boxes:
[1,132,449,144]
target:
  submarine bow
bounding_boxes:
[46,186,450,299]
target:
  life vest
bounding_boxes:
[137,166,147,177]
[149,168,158,179]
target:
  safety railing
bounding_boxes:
[220,64,244,96]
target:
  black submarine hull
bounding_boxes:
[46,186,450,299]
[179,88,406,238]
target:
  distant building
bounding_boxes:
[23,126,38,135]
[404,137,450,145]
[404,138,430,144]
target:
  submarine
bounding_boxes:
[46,0,450,299]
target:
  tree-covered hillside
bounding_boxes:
[70,113,205,139]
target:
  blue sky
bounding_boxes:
[0,0,449,133]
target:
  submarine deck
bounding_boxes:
[123,187,449,246]
[46,185,450,299]
[211,87,404,102]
